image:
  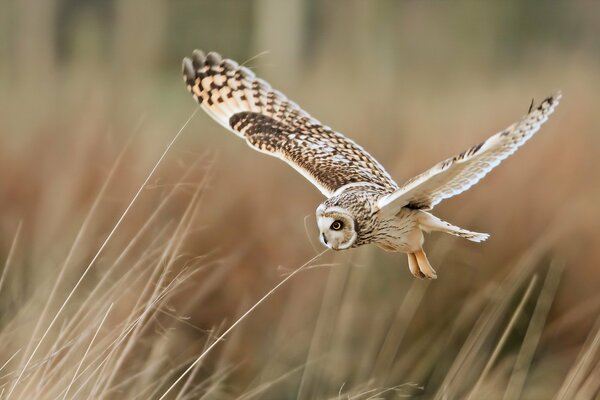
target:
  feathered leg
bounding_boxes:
[407,252,425,279]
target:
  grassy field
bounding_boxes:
[1,1,600,398]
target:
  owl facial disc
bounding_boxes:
[316,206,357,250]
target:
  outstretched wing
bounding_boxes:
[378,93,561,214]
[182,50,397,197]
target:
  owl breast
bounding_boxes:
[371,208,423,252]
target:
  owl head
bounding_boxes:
[316,205,357,250]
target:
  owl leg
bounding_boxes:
[414,249,437,279]
[407,252,425,278]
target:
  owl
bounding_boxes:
[182,50,560,279]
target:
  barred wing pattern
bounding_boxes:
[378,94,561,213]
[182,50,398,197]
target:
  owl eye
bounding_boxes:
[330,220,343,231]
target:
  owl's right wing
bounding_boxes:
[182,50,398,198]
[377,93,561,214]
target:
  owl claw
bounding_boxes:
[413,270,427,279]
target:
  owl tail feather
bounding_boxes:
[418,212,489,243]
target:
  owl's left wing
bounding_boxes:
[182,50,398,197]
[378,93,561,214]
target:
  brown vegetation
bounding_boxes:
[1,1,600,398]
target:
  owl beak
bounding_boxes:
[321,233,328,245]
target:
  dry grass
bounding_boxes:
[1,2,600,399]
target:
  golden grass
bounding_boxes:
[1,3,600,397]
[1,97,598,397]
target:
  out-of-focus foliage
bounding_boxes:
[1,1,600,398]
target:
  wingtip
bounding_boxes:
[545,91,562,105]
[182,57,195,81]
[470,232,490,243]
[527,91,562,115]
[552,90,563,104]
[191,49,206,69]
[206,51,223,66]
[542,91,562,112]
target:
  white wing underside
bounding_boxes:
[378,93,561,214]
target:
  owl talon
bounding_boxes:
[414,270,427,279]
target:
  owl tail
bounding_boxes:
[418,212,490,243]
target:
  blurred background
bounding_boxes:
[1,1,600,398]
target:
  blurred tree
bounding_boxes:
[14,0,57,78]
[14,0,58,97]
[252,0,306,80]
[56,0,113,64]
[112,0,167,119]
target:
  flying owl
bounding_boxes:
[182,50,560,279]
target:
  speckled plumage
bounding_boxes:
[182,50,561,279]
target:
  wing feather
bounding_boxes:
[378,93,561,213]
[183,50,397,197]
